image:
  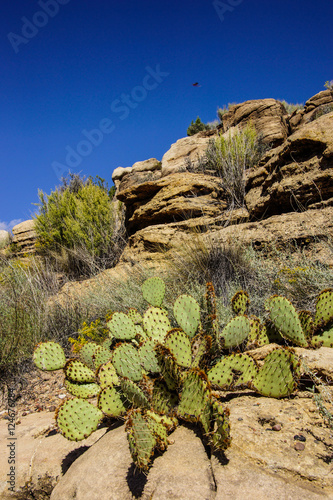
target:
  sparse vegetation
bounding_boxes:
[309,103,333,121]
[187,116,210,136]
[279,100,304,114]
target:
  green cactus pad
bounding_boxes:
[107,312,137,340]
[219,316,251,349]
[164,329,192,368]
[96,360,119,388]
[112,343,143,382]
[177,369,211,423]
[314,289,333,329]
[143,307,171,342]
[247,316,261,344]
[126,410,157,470]
[265,295,308,347]
[152,379,178,414]
[209,400,231,451]
[33,342,66,371]
[251,348,300,398]
[155,344,180,391]
[191,334,211,369]
[146,410,178,433]
[298,310,314,341]
[93,345,112,370]
[64,380,100,399]
[142,277,166,307]
[98,386,128,417]
[312,324,333,348]
[231,290,250,316]
[139,339,161,373]
[207,353,258,389]
[64,359,96,383]
[78,342,99,370]
[173,294,200,338]
[120,378,150,409]
[127,308,143,325]
[55,398,103,441]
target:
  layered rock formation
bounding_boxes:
[11,219,37,256]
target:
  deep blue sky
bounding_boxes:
[1,0,332,230]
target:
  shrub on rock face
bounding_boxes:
[34,174,125,277]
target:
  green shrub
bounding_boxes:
[187,116,210,136]
[309,103,333,122]
[203,123,265,207]
[279,100,304,114]
[324,80,333,91]
[34,174,125,277]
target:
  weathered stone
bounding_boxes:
[112,166,133,191]
[11,219,37,255]
[245,112,333,219]
[220,98,288,146]
[132,158,161,173]
[50,425,134,500]
[117,172,228,234]
[161,130,217,176]
[0,411,107,499]
[142,426,215,500]
[288,90,333,133]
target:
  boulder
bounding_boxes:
[288,90,333,133]
[117,172,228,234]
[161,130,217,176]
[11,219,37,256]
[112,166,133,191]
[245,111,333,219]
[0,411,107,499]
[220,98,288,146]
[117,159,162,193]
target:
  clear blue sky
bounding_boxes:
[1,0,332,230]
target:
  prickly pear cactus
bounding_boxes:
[219,315,251,349]
[107,312,137,340]
[142,276,166,307]
[33,342,66,371]
[56,398,103,441]
[313,289,333,329]
[112,343,142,381]
[265,295,308,347]
[231,290,250,316]
[208,353,258,389]
[251,348,300,398]
[173,294,200,338]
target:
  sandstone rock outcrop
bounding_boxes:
[11,219,37,255]
[288,89,333,133]
[245,111,333,219]
[219,98,288,146]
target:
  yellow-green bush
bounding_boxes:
[34,175,125,277]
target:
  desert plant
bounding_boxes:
[202,123,265,207]
[33,277,333,471]
[279,100,304,114]
[309,103,333,122]
[33,174,126,278]
[187,116,210,136]
[324,80,333,91]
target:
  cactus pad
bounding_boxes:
[107,312,136,340]
[251,348,300,398]
[126,410,157,470]
[312,324,333,348]
[112,343,143,381]
[142,277,166,307]
[173,294,200,338]
[314,289,333,329]
[64,359,96,383]
[97,360,119,388]
[164,329,192,368]
[33,342,66,371]
[93,345,112,369]
[177,369,211,422]
[208,353,258,389]
[155,344,180,391]
[139,339,161,373]
[209,401,231,451]
[298,310,314,341]
[78,342,99,370]
[143,307,171,342]
[64,380,100,399]
[55,398,103,441]
[191,334,211,369]
[120,378,150,409]
[127,308,143,325]
[231,290,250,316]
[98,386,128,417]
[151,379,178,414]
[219,316,251,349]
[265,295,308,347]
